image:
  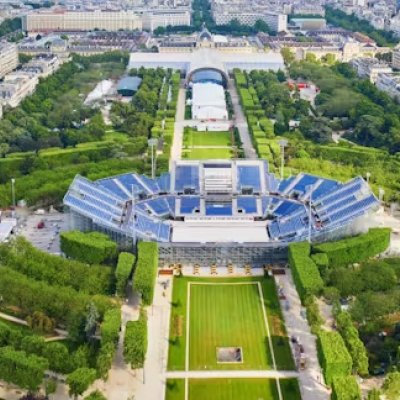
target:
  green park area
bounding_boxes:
[166,378,301,400]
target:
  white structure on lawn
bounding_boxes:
[191,82,228,120]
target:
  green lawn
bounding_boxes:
[167,277,294,372]
[190,283,272,370]
[184,147,232,159]
[166,379,185,400]
[184,130,232,147]
[165,378,301,400]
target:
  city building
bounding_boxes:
[392,46,400,69]
[350,57,393,82]
[290,18,327,30]
[376,72,400,99]
[0,73,38,108]
[22,54,61,78]
[0,42,18,79]
[22,8,191,33]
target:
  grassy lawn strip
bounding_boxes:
[189,378,278,400]
[167,277,294,371]
[166,379,185,400]
[190,283,272,370]
[184,148,232,159]
[165,378,301,400]
[184,130,232,147]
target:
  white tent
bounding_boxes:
[192,82,228,120]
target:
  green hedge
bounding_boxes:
[317,331,352,386]
[0,346,48,391]
[312,228,391,268]
[133,241,159,305]
[124,309,147,369]
[60,231,117,265]
[288,242,324,302]
[115,252,136,296]
[331,375,361,400]
[100,308,121,347]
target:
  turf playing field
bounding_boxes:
[189,282,272,370]
[167,277,294,372]
[165,378,302,400]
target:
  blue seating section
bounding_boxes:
[291,174,319,195]
[157,173,171,192]
[237,197,257,214]
[64,165,380,244]
[175,165,199,192]
[205,203,233,216]
[237,166,261,192]
[180,197,200,214]
[274,201,303,217]
[98,179,130,200]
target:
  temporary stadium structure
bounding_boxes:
[191,82,228,120]
[64,159,380,267]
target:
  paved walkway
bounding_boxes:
[227,78,257,159]
[276,271,330,400]
[170,85,186,169]
[165,370,299,379]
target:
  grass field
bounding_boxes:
[166,378,302,400]
[184,130,232,147]
[184,147,232,159]
[167,277,294,372]
[190,283,272,370]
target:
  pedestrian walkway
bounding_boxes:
[276,270,330,400]
[170,85,186,169]
[227,79,257,159]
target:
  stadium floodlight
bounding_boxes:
[366,172,371,184]
[11,178,15,208]
[278,139,288,180]
[148,138,158,179]
[378,187,385,202]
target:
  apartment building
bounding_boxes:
[0,42,18,79]
[141,10,190,31]
[392,46,400,69]
[22,54,61,78]
[0,73,38,108]
[213,10,287,32]
[350,57,393,82]
[376,72,400,99]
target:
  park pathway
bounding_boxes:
[276,270,330,400]
[227,78,257,159]
[170,84,186,168]
[165,370,299,379]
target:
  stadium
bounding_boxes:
[64,158,379,267]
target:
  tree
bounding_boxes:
[281,47,295,66]
[382,372,400,400]
[67,368,97,399]
[85,302,99,341]
[0,143,9,158]
[45,378,57,399]
[84,391,107,400]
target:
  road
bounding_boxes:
[227,78,257,159]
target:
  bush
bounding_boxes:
[288,242,324,302]
[336,312,369,376]
[0,346,48,391]
[331,375,361,400]
[317,331,352,386]
[312,228,391,268]
[124,309,147,369]
[67,368,97,398]
[100,308,121,347]
[0,237,113,295]
[304,295,323,334]
[115,252,135,296]
[84,391,107,400]
[133,242,158,305]
[60,231,117,265]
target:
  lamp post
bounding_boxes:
[366,172,371,184]
[278,139,288,181]
[11,178,15,208]
[148,138,158,179]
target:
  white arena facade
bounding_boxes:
[64,159,380,267]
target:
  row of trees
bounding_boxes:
[60,230,118,265]
[0,237,113,295]
[115,252,136,297]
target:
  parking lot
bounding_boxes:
[17,211,69,254]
